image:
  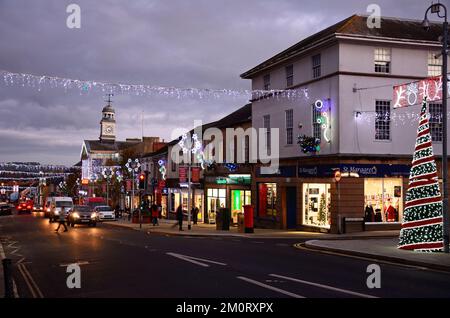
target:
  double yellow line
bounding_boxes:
[17,262,44,298]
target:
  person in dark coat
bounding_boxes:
[151,204,159,226]
[55,206,68,233]
[176,205,183,231]
[191,206,199,225]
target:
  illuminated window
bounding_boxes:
[364,178,403,223]
[303,183,331,228]
[258,183,277,217]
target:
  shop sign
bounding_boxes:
[298,164,410,178]
[191,167,200,183]
[179,167,187,183]
[257,166,296,178]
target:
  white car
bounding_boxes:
[93,205,116,221]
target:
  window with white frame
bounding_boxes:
[429,103,443,142]
[312,54,321,78]
[428,52,442,77]
[285,109,294,145]
[374,48,391,73]
[312,106,322,141]
[263,74,271,90]
[375,100,391,141]
[286,65,294,87]
[263,115,271,154]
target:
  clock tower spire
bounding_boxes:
[100,94,116,143]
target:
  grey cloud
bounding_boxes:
[0,0,440,165]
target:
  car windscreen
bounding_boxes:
[56,201,73,207]
[74,206,91,212]
[96,206,112,211]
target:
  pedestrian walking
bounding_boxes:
[55,206,68,233]
[151,204,159,226]
[176,205,183,231]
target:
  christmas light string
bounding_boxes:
[1,69,309,100]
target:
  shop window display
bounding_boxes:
[207,188,226,224]
[364,178,403,223]
[303,183,331,228]
[258,183,277,217]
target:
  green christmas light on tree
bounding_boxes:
[398,99,444,252]
[318,193,327,226]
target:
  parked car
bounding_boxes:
[49,197,73,223]
[0,203,12,216]
[16,199,33,214]
[93,205,116,221]
[67,205,98,227]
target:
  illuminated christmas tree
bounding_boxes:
[398,99,444,252]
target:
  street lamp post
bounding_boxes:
[179,133,203,231]
[102,168,114,206]
[126,159,141,220]
[423,3,449,253]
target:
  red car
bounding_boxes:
[17,200,33,214]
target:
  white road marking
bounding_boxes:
[18,263,44,298]
[166,252,227,268]
[269,274,378,298]
[59,261,90,267]
[237,276,305,298]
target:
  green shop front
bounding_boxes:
[204,174,252,225]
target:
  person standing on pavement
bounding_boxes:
[55,206,68,233]
[191,206,199,225]
[151,203,159,226]
[176,205,183,231]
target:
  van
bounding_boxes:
[44,196,54,218]
[49,197,73,223]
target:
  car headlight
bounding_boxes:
[54,211,60,215]
[47,208,50,212]
[91,212,97,219]
[72,213,80,218]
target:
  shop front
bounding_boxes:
[205,174,252,225]
[254,162,410,233]
[167,186,204,222]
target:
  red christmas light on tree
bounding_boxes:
[398,99,444,252]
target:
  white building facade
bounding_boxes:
[241,15,450,233]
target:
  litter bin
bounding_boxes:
[243,205,254,233]
[237,213,245,233]
[215,210,223,230]
[216,207,230,231]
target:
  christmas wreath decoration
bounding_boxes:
[298,135,321,154]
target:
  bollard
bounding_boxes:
[2,258,14,298]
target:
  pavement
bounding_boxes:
[304,238,450,272]
[2,213,450,298]
[105,218,400,239]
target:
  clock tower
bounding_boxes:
[99,94,116,143]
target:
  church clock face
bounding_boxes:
[104,124,114,135]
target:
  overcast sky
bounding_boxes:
[0,0,445,165]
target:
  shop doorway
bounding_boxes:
[231,190,251,224]
[286,187,297,229]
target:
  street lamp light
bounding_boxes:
[423,3,449,253]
